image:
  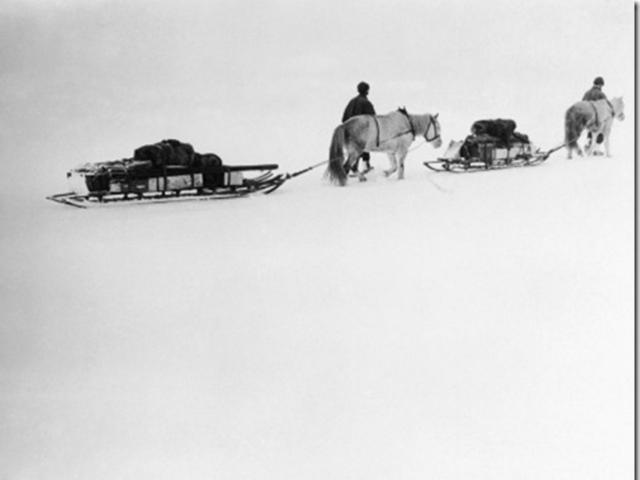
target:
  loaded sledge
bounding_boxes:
[423,119,553,173]
[47,139,289,208]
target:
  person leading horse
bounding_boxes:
[341,82,376,174]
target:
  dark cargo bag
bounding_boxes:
[133,139,196,167]
[471,119,517,146]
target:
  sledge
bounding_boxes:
[423,119,553,173]
[47,139,289,208]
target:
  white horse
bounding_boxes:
[326,108,442,185]
[565,97,625,158]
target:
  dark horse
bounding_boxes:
[326,108,442,185]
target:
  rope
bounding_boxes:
[286,159,329,179]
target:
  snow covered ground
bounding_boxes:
[0,1,635,479]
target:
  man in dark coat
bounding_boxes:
[341,81,376,173]
[582,77,607,153]
[582,76,607,101]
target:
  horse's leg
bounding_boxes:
[384,152,398,177]
[590,128,605,156]
[397,146,409,180]
[347,150,367,181]
[584,128,594,156]
[593,132,604,156]
[575,131,585,157]
[567,141,581,159]
[343,145,358,174]
[566,113,581,159]
[603,122,612,157]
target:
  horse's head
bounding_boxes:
[424,113,442,148]
[611,97,625,121]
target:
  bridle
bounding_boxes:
[609,99,624,120]
[398,108,440,143]
[424,115,441,143]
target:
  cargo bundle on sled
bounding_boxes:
[47,139,288,208]
[424,119,551,173]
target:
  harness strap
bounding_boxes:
[589,101,600,129]
[605,99,615,116]
[372,110,438,145]
[397,107,416,139]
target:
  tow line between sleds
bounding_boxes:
[282,160,329,180]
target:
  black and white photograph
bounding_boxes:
[0,0,635,478]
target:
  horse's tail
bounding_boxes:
[565,106,582,150]
[326,124,347,186]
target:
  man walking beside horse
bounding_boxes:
[341,81,376,174]
[327,95,442,185]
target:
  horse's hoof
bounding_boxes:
[358,176,367,182]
